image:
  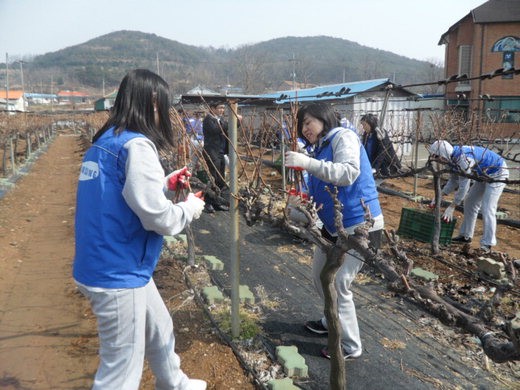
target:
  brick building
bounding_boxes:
[439,0,520,137]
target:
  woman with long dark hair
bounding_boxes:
[73,69,206,389]
[359,113,402,179]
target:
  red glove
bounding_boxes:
[166,166,191,191]
[288,188,308,200]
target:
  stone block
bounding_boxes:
[203,255,224,271]
[239,285,255,304]
[476,257,506,280]
[267,377,300,390]
[202,285,225,305]
[276,345,308,378]
[411,267,438,282]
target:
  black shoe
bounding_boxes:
[214,204,229,211]
[305,320,328,335]
[203,204,215,214]
[452,235,472,243]
[321,346,362,360]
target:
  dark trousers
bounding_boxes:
[204,153,227,206]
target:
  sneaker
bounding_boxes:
[305,320,328,335]
[452,235,472,243]
[203,204,215,214]
[214,203,229,211]
[480,245,491,253]
[321,346,362,360]
[186,379,207,390]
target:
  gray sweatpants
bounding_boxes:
[312,214,384,354]
[76,278,190,390]
[459,163,508,247]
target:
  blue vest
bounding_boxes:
[451,146,504,176]
[308,128,382,234]
[73,127,164,288]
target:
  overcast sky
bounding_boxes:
[1,0,486,63]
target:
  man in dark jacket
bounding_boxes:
[202,102,230,212]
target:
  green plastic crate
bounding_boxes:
[397,207,457,245]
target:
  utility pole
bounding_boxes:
[50,75,54,112]
[289,53,297,90]
[101,66,105,96]
[5,53,9,111]
[228,100,240,338]
[19,61,24,92]
[156,52,160,76]
[19,60,25,110]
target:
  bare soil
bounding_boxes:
[0,134,518,389]
[0,135,254,390]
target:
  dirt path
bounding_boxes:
[0,135,96,389]
[0,135,253,390]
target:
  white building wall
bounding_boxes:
[0,97,26,112]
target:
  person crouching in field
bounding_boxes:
[428,140,508,253]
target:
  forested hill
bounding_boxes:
[27,30,442,94]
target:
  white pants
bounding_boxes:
[76,279,190,390]
[312,214,384,354]
[459,164,508,247]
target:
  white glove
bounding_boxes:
[185,193,205,220]
[442,204,455,223]
[428,199,436,209]
[224,154,229,167]
[285,151,311,170]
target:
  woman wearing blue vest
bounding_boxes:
[285,102,384,360]
[73,69,206,390]
[428,140,508,253]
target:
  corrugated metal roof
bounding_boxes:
[186,85,219,95]
[25,93,56,99]
[179,78,416,106]
[0,90,24,99]
[180,93,276,106]
[260,78,398,104]
[57,90,89,97]
[103,89,118,99]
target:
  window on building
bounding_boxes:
[458,45,472,84]
[484,97,520,124]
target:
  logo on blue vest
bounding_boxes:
[79,161,99,181]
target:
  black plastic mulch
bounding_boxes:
[191,210,499,390]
